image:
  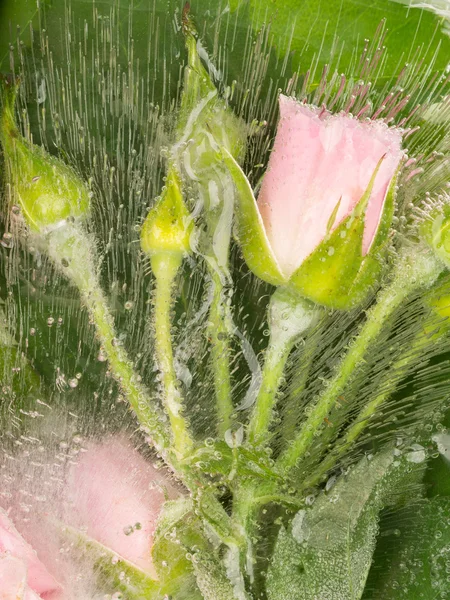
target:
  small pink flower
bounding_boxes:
[257,94,404,279]
[0,436,174,598]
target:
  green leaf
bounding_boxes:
[266,450,424,600]
[425,455,450,497]
[152,497,244,600]
[60,523,161,599]
[231,0,450,85]
[367,498,450,599]
[152,498,204,600]
[186,441,283,484]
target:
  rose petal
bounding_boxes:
[0,555,43,600]
[65,437,175,575]
[0,511,60,597]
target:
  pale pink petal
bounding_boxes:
[0,511,60,597]
[257,95,404,278]
[0,556,42,600]
[65,437,175,576]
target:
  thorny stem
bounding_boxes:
[152,253,194,458]
[207,266,234,436]
[277,249,442,474]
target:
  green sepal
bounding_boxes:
[421,201,450,268]
[289,157,394,309]
[178,8,245,162]
[364,164,398,256]
[152,497,240,600]
[288,211,366,308]
[221,147,286,285]
[0,76,90,232]
[152,498,204,599]
[335,167,398,308]
[140,165,193,270]
[175,8,247,269]
[178,6,217,134]
[58,522,160,599]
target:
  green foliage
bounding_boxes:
[152,498,204,599]
[229,0,450,83]
[1,0,450,598]
[3,0,449,96]
[266,451,425,600]
[152,497,243,600]
[367,498,450,598]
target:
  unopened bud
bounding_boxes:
[0,76,89,233]
[140,166,193,279]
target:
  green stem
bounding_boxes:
[207,267,234,436]
[247,338,293,447]
[44,223,169,454]
[277,250,441,474]
[247,288,318,447]
[152,253,194,458]
[84,284,168,446]
[301,332,433,490]
[281,329,321,444]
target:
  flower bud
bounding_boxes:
[140,166,193,278]
[421,198,450,268]
[422,274,450,337]
[226,95,404,309]
[174,6,246,270]
[0,76,90,233]
[178,5,245,161]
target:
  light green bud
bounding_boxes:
[0,76,90,232]
[140,166,193,279]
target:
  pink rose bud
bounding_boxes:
[64,436,176,577]
[0,510,60,597]
[226,94,404,309]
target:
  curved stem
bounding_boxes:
[247,288,318,447]
[207,267,234,436]
[277,250,441,474]
[152,254,194,458]
[44,223,169,454]
[86,284,169,446]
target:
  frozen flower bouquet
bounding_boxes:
[0,0,450,598]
